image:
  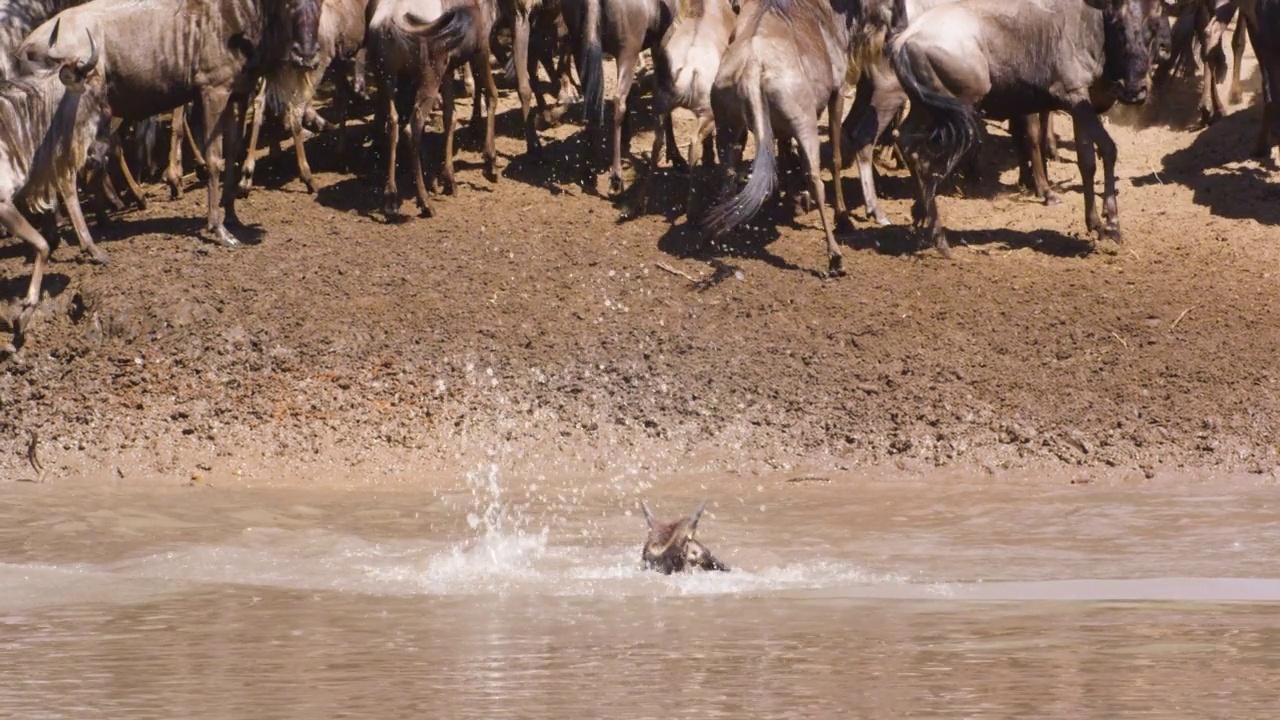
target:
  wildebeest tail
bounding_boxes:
[888,41,978,176]
[408,7,478,58]
[581,0,604,125]
[704,64,775,237]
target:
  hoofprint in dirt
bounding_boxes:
[1,48,1278,488]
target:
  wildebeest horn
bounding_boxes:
[77,30,99,74]
[640,500,657,529]
[688,500,707,529]
[46,18,63,62]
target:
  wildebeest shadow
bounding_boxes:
[316,175,389,218]
[1154,103,1280,226]
[99,214,266,247]
[656,218,816,281]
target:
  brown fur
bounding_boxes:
[640,500,728,574]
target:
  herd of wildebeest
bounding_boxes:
[0,0,1275,353]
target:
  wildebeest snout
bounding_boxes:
[640,500,730,575]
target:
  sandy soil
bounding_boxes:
[1,45,1278,488]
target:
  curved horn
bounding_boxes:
[76,30,99,74]
[688,500,707,530]
[46,18,64,62]
[640,500,657,529]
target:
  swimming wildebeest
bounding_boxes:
[0,24,110,352]
[703,0,855,278]
[640,500,729,574]
[626,0,736,219]
[890,0,1165,257]
[18,0,324,248]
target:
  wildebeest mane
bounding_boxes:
[0,69,79,211]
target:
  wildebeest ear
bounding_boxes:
[640,500,657,529]
[687,500,708,532]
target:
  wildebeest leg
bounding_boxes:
[609,49,641,195]
[165,105,188,200]
[1040,112,1059,162]
[1070,106,1120,242]
[222,95,250,230]
[410,66,443,216]
[841,74,898,226]
[623,110,664,220]
[382,79,403,217]
[287,102,317,194]
[97,170,126,212]
[796,111,842,277]
[686,113,715,219]
[56,174,109,265]
[665,113,686,170]
[199,87,241,248]
[514,9,541,156]
[240,81,268,196]
[1013,114,1059,205]
[0,201,50,341]
[1230,16,1247,105]
[331,64,354,166]
[1198,4,1227,124]
[440,72,459,196]
[352,48,370,100]
[828,92,851,236]
[476,37,500,184]
[112,145,148,211]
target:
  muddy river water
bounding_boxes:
[2,470,1278,718]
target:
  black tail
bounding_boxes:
[404,7,477,57]
[888,41,979,176]
[580,0,604,125]
[704,67,776,236]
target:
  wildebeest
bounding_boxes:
[1244,0,1280,159]
[0,24,109,351]
[627,0,736,219]
[890,0,1165,256]
[839,0,954,227]
[368,0,500,219]
[500,0,574,155]
[704,0,854,277]
[240,0,372,195]
[563,0,678,194]
[0,0,86,80]
[640,500,728,574]
[1156,0,1248,124]
[17,0,324,247]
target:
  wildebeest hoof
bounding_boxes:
[608,174,624,196]
[1043,191,1061,206]
[211,225,243,248]
[484,163,499,184]
[835,213,855,234]
[827,255,846,279]
[442,178,456,196]
[84,246,110,265]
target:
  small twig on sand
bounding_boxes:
[1170,304,1199,330]
[19,430,45,483]
[1111,331,1129,349]
[655,261,701,283]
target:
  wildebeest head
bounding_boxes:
[1088,0,1166,104]
[45,19,104,95]
[640,500,729,574]
[272,0,323,69]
